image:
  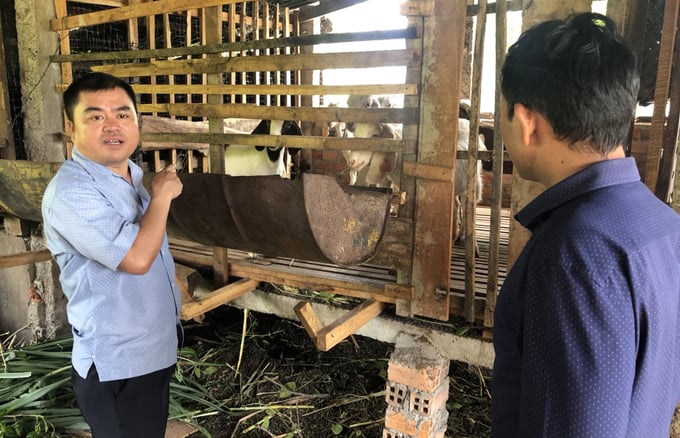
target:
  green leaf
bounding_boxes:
[455,325,470,336]
[331,423,343,435]
[279,381,296,399]
[0,372,32,379]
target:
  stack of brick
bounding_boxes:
[384,333,450,438]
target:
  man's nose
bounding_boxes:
[102,117,121,131]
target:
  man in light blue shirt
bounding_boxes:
[42,72,184,437]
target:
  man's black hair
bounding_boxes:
[501,12,640,153]
[63,72,137,123]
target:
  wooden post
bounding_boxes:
[408,0,467,320]
[506,0,591,268]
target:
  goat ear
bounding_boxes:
[513,103,536,146]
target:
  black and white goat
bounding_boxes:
[224,119,302,179]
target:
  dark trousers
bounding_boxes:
[72,363,175,438]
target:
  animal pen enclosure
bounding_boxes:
[45,0,501,341]
[1,0,676,348]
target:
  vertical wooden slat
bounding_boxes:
[410,0,467,321]
[228,4,236,105]
[206,5,224,174]
[253,0,258,105]
[274,2,281,106]
[0,14,15,160]
[484,0,508,334]
[54,0,73,158]
[464,0,486,323]
[655,7,680,202]
[648,0,680,198]
[263,1,271,106]
[240,2,247,104]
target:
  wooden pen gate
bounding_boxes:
[46,0,512,341]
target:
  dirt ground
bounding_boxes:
[182,305,492,438]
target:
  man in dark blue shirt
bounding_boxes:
[492,12,680,437]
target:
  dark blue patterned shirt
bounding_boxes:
[492,158,680,437]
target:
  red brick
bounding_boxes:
[410,381,449,416]
[388,336,449,393]
[384,406,448,438]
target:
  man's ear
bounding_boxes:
[513,103,536,146]
[65,120,74,138]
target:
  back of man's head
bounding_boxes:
[501,12,639,154]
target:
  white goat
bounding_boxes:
[454,117,487,254]
[343,122,400,191]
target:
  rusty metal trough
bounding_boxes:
[0,159,392,265]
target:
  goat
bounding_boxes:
[326,103,348,139]
[224,119,302,179]
[453,117,487,255]
[343,122,400,191]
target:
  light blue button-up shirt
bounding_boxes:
[42,148,181,381]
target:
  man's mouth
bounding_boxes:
[104,139,123,145]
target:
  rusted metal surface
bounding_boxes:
[0,160,391,266]
[165,172,392,265]
[0,159,62,222]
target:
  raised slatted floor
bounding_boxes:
[169,206,510,319]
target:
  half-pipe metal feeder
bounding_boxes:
[0,160,392,266]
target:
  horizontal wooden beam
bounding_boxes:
[89,49,420,76]
[181,278,258,320]
[51,0,232,31]
[139,132,413,154]
[128,83,419,98]
[0,250,52,269]
[50,28,417,63]
[136,105,419,126]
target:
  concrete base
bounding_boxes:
[228,288,495,369]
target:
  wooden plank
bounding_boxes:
[136,105,419,125]
[181,278,258,320]
[50,28,418,63]
[294,301,324,340]
[206,5,225,175]
[647,0,680,194]
[0,250,52,269]
[174,263,201,305]
[89,49,420,76]
[51,0,233,31]
[464,0,487,323]
[298,0,366,22]
[402,161,455,182]
[127,83,419,98]
[401,1,435,16]
[485,0,508,329]
[140,132,413,154]
[228,262,396,302]
[410,0,467,320]
[316,299,386,351]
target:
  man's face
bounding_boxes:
[67,87,139,172]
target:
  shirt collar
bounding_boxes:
[516,157,641,231]
[71,147,143,186]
